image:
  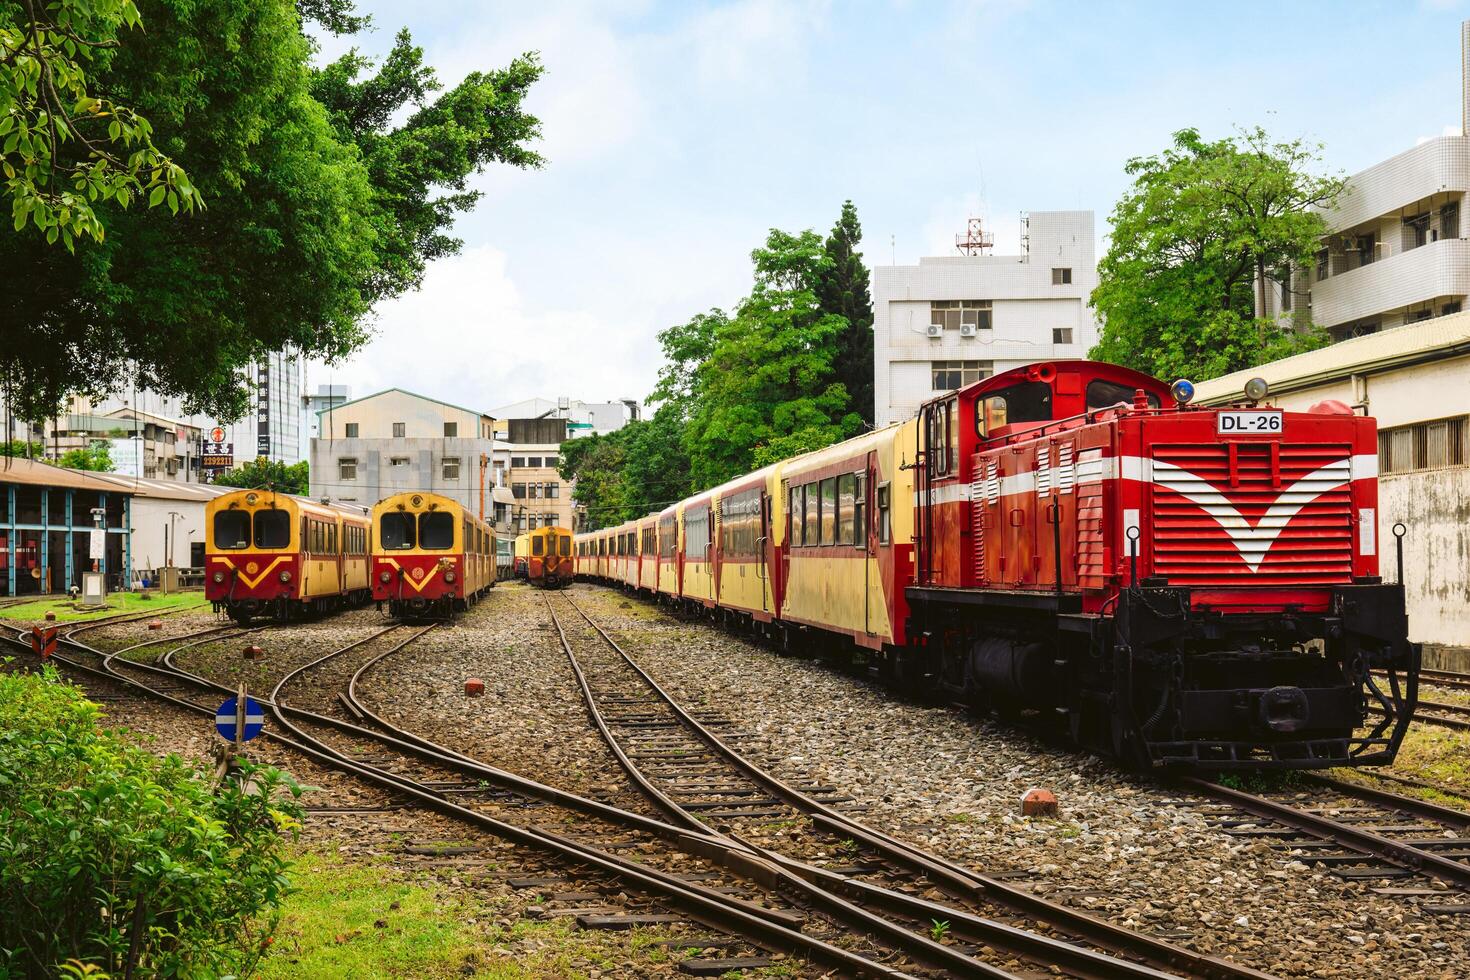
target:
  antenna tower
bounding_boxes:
[955,217,994,256]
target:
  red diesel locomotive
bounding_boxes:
[577,360,1419,770]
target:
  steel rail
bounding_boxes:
[1300,773,1470,829]
[561,591,1275,980]
[1347,768,1470,803]
[547,596,1052,980]
[1178,776,1470,890]
[17,630,923,980]
[1369,699,1470,731]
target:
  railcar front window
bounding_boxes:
[419,512,454,550]
[532,536,544,557]
[253,509,290,549]
[559,535,571,557]
[214,512,250,550]
[380,513,417,550]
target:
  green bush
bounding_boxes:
[0,667,304,978]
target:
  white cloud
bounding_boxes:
[1416,123,1463,144]
[675,0,828,90]
[308,245,661,412]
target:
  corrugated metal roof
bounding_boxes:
[1194,311,1470,404]
[0,457,137,493]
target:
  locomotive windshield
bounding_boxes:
[977,381,1052,437]
[380,512,416,550]
[252,509,291,549]
[419,512,454,550]
[1086,379,1160,411]
[559,534,572,557]
[532,535,545,557]
[214,511,250,550]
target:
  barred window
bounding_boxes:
[442,457,460,480]
[345,422,359,438]
[1378,416,1467,474]
[659,513,677,558]
[339,457,357,480]
[932,360,991,391]
[930,299,992,331]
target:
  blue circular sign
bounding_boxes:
[215,696,265,742]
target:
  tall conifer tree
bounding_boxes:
[817,200,875,427]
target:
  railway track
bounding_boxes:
[1178,773,1470,910]
[547,592,1274,980]
[8,615,935,976]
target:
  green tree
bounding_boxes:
[1090,127,1343,381]
[215,456,308,495]
[560,403,693,529]
[682,228,857,488]
[0,0,200,249]
[0,438,40,458]
[58,440,111,470]
[817,200,875,427]
[0,0,543,428]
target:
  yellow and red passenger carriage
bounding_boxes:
[372,492,495,618]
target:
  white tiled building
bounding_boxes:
[871,211,1099,426]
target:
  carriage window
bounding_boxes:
[560,535,572,557]
[380,512,417,550]
[947,399,959,472]
[803,482,819,545]
[254,509,290,549]
[214,511,250,550]
[788,486,803,547]
[819,478,837,545]
[1086,379,1160,411]
[977,381,1053,438]
[532,536,544,557]
[854,472,867,547]
[877,482,891,545]
[837,473,856,546]
[420,512,454,550]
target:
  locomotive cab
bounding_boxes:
[908,360,1419,771]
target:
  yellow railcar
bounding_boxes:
[371,491,495,618]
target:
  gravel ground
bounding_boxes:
[7,610,782,980]
[565,583,1470,980]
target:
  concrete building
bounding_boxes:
[309,388,502,521]
[871,211,1099,426]
[1194,312,1470,658]
[98,476,234,581]
[0,457,133,595]
[47,408,202,481]
[506,440,575,532]
[488,396,640,439]
[299,384,351,463]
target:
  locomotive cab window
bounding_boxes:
[532,536,544,557]
[214,511,250,549]
[253,509,290,549]
[419,512,453,549]
[560,535,572,557]
[1086,379,1160,411]
[380,512,417,550]
[977,380,1053,438]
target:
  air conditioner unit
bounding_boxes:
[959,323,977,337]
[925,324,943,338]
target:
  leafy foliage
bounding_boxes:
[817,200,875,426]
[559,403,692,529]
[0,667,303,977]
[215,456,309,495]
[0,0,200,250]
[0,438,41,457]
[58,440,110,470]
[0,0,543,428]
[1090,127,1342,381]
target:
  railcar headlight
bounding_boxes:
[279,570,292,583]
[1170,379,1195,405]
[245,492,258,506]
[379,570,392,583]
[444,570,456,583]
[1244,377,1269,401]
[212,571,224,584]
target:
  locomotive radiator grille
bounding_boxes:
[1149,443,1354,585]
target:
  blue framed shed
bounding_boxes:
[0,458,132,596]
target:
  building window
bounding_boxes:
[390,456,409,467]
[1444,301,1462,316]
[1051,267,1072,285]
[932,360,991,391]
[1280,279,1292,313]
[512,482,526,499]
[930,299,992,331]
[529,482,541,499]
[339,457,357,480]
[1052,328,1074,345]
[1378,416,1467,474]
[525,456,542,468]
[547,482,559,498]
[1316,249,1329,282]
[1440,201,1460,240]
[511,456,525,467]
[1356,230,1377,265]
[443,457,460,480]
[392,422,406,438]
[444,421,458,437]
[1405,214,1430,251]
[345,422,359,438]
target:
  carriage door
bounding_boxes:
[758,493,771,613]
[863,451,876,636]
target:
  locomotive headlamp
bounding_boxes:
[279,569,292,583]
[444,570,456,583]
[1244,377,1270,401]
[379,570,392,583]
[411,495,424,507]
[212,571,225,584]
[245,492,258,506]
[1170,379,1195,405]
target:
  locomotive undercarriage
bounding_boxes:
[905,583,1420,771]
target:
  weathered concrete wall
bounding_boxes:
[1380,468,1470,648]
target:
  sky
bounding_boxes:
[303,0,1470,415]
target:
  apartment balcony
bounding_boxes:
[1311,237,1470,328]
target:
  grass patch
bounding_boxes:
[259,850,692,979]
[0,590,208,622]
